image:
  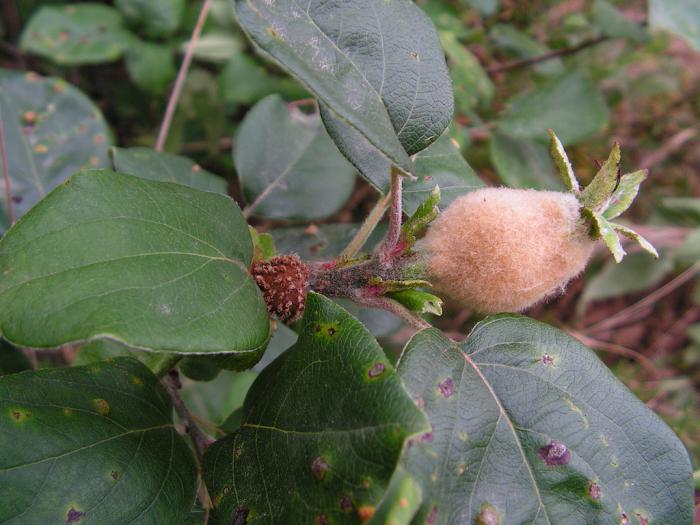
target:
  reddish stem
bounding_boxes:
[0,104,14,225]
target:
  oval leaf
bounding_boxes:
[115,0,185,38]
[235,95,355,220]
[111,147,228,194]
[0,69,113,233]
[203,293,429,523]
[0,358,197,524]
[234,0,453,172]
[0,170,271,360]
[20,4,132,65]
[397,316,693,524]
[498,72,610,146]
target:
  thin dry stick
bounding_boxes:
[487,36,608,74]
[583,261,700,334]
[155,0,213,152]
[568,329,659,378]
[338,192,392,260]
[0,104,14,225]
[639,127,698,169]
[379,165,403,258]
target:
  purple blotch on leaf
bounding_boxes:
[620,512,629,525]
[368,363,385,378]
[311,456,329,480]
[541,354,554,366]
[233,507,249,525]
[437,377,454,397]
[588,480,601,500]
[427,505,438,525]
[316,513,329,525]
[65,507,84,524]
[421,432,433,443]
[340,495,353,512]
[539,440,570,465]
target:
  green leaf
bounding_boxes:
[650,0,700,52]
[181,370,258,428]
[0,339,31,376]
[490,132,563,190]
[458,0,499,16]
[369,467,422,525]
[20,4,132,65]
[234,0,454,173]
[579,252,673,309]
[498,72,610,146]
[110,147,228,194]
[124,40,176,95]
[389,290,443,316]
[0,69,113,233]
[402,186,441,247]
[603,170,647,219]
[490,24,564,75]
[203,293,429,523]
[398,317,694,524]
[610,222,660,259]
[593,0,649,43]
[74,339,136,366]
[219,53,275,105]
[579,142,621,211]
[440,31,494,112]
[235,95,355,220]
[548,129,579,192]
[250,227,277,262]
[0,358,198,523]
[583,208,626,262]
[0,170,271,359]
[183,32,243,63]
[179,355,222,382]
[115,0,185,38]
[406,133,485,215]
[272,223,385,261]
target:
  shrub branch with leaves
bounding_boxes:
[0,1,696,524]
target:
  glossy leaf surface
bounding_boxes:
[0,358,198,524]
[203,293,428,524]
[0,170,270,359]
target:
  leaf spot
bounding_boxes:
[233,507,249,525]
[10,408,31,422]
[131,377,143,386]
[437,377,454,397]
[93,398,110,416]
[476,503,501,525]
[539,440,570,465]
[588,480,601,500]
[409,51,420,62]
[110,470,119,481]
[311,456,329,481]
[357,506,375,522]
[340,496,353,513]
[399,497,409,508]
[63,407,72,416]
[427,505,438,524]
[368,363,385,378]
[633,511,649,525]
[541,353,555,366]
[65,507,84,524]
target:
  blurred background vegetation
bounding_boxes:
[1,0,699,516]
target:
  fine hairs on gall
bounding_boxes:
[419,187,595,313]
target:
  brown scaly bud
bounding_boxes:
[251,254,309,323]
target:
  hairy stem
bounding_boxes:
[0,104,14,225]
[155,0,213,152]
[379,165,403,260]
[338,192,392,260]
